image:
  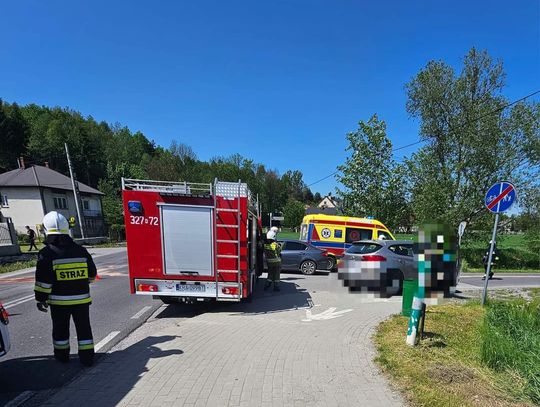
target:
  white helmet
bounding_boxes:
[266,226,279,240]
[42,211,69,235]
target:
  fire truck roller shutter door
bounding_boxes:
[160,205,214,276]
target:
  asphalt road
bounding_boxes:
[0,248,160,407]
[458,273,540,290]
[0,250,538,407]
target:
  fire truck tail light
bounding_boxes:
[138,283,159,292]
[222,287,239,295]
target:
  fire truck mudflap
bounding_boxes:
[122,178,261,302]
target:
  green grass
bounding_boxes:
[84,241,126,248]
[375,298,538,406]
[481,299,540,403]
[465,268,540,274]
[0,260,37,274]
[277,231,300,240]
[395,233,416,240]
[18,242,46,252]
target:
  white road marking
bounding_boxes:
[4,390,36,407]
[4,294,35,309]
[94,331,120,352]
[131,305,152,319]
[302,307,353,322]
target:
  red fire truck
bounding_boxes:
[122,178,263,303]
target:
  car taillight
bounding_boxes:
[321,251,328,257]
[361,255,386,261]
[222,287,239,295]
[137,283,159,292]
[0,303,9,324]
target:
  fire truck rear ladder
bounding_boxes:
[214,180,242,301]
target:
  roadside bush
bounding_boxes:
[460,247,540,269]
[108,224,125,242]
[17,232,29,244]
[459,258,470,273]
[480,299,540,403]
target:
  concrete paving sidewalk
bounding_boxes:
[41,274,405,407]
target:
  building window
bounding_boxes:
[1,194,8,207]
[83,200,90,210]
[53,197,68,209]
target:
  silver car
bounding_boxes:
[338,240,415,296]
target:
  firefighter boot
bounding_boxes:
[264,280,272,291]
[79,350,94,367]
[54,349,70,363]
[273,282,280,292]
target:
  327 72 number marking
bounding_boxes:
[130,216,159,226]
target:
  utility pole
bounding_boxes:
[65,143,85,239]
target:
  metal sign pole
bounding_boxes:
[481,213,499,306]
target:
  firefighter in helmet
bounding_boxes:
[264,226,282,291]
[34,211,97,366]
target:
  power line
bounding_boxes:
[306,89,540,188]
[306,171,339,187]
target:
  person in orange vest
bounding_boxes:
[34,211,97,366]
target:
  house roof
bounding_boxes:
[317,195,340,208]
[305,206,338,215]
[0,165,103,195]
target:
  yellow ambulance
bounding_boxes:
[299,214,395,269]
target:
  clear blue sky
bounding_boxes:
[1,0,539,194]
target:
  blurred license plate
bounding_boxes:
[176,284,205,292]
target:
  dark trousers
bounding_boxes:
[28,239,38,251]
[266,262,281,283]
[50,304,94,365]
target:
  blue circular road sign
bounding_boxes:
[485,181,516,213]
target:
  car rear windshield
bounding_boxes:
[346,243,381,254]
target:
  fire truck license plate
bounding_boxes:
[176,284,205,292]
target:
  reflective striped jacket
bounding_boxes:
[264,240,281,264]
[34,238,97,306]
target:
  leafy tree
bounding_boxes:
[336,114,409,230]
[282,170,309,202]
[0,101,30,172]
[405,48,540,229]
[283,199,306,229]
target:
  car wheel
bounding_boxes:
[300,260,317,275]
[326,256,336,270]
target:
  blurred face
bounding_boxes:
[415,223,457,299]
